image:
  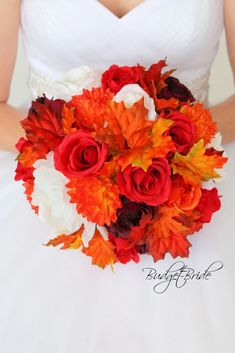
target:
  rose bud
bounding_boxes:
[54,129,108,178]
[117,158,171,206]
[102,64,140,94]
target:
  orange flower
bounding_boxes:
[68,87,115,130]
[180,103,217,144]
[67,176,121,226]
[168,175,201,214]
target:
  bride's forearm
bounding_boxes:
[0,102,25,152]
[210,94,235,144]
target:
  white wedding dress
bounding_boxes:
[0,1,235,352]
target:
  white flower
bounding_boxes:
[113,84,157,120]
[63,65,101,93]
[32,66,102,101]
[31,153,106,245]
[207,132,223,151]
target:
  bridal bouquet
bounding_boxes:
[15,60,227,269]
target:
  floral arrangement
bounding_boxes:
[15,60,227,269]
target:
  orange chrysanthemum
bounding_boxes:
[180,103,217,144]
[69,87,115,130]
[67,176,121,226]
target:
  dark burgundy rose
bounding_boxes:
[136,243,149,254]
[165,112,196,154]
[101,64,140,93]
[106,197,153,239]
[159,76,195,102]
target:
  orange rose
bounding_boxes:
[168,175,201,214]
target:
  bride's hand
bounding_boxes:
[0,0,24,152]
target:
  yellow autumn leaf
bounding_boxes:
[171,139,227,185]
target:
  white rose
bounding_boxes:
[31,153,106,246]
[64,65,101,92]
[113,84,157,121]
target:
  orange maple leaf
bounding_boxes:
[82,229,116,269]
[117,117,175,171]
[21,99,65,150]
[112,98,153,146]
[17,143,47,168]
[146,205,191,262]
[171,139,228,186]
[118,146,157,171]
[61,104,75,134]
[67,177,121,226]
[180,103,217,144]
[151,117,176,156]
[45,226,84,250]
[23,180,39,214]
[154,97,180,111]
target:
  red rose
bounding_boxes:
[102,64,140,93]
[117,158,171,206]
[54,129,108,178]
[196,188,221,223]
[109,235,140,264]
[165,112,196,154]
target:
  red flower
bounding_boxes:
[159,76,195,102]
[102,64,140,93]
[15,138,34,181]
[54,129,108,178]
[21,95,65,151]
[165,112,196,154]
[116,158,171,206]
[106,196,153,239]
[109,235,140,264]
[196,188,221,223]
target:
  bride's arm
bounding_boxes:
[0,0,25,152]
[210,0,235,144]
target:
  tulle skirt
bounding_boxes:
[0,142,235,353]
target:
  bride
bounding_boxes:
[0,1,235,352]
